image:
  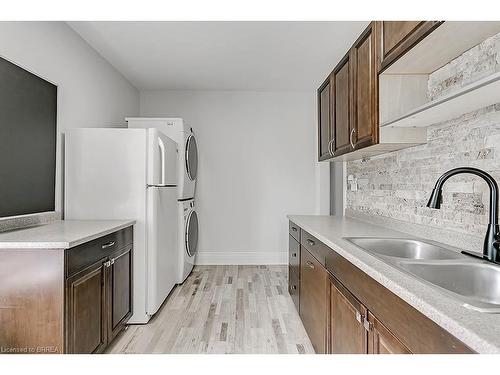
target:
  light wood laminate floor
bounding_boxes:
[107,265,315,354]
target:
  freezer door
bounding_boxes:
[146,185,178,316]
[159,131,178,186]
[147,128,177,187]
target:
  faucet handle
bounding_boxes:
[493,240,500,252]
[491,241,500,264]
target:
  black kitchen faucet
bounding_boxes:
[427,167,500,264]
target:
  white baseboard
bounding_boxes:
[195,251,288,265]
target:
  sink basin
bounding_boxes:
[344,236,500,312]
[399,261,500,311]
[345,237,465,260]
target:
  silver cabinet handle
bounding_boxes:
[363,317,372,332]
[291,226,298,232]
[350,128,356,149]
[355,311,362,323]
[306,261,315,269]
[307,239,315,246]
[292,285,297,290]
[103,260,112,268]
[328,139,335,157]
[291,252,297,258]
[101,241,115,249]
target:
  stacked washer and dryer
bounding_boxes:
[127,118,199,283]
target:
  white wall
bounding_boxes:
[140,90,328,264]
[0,21,139,226]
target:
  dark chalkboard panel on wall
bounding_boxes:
[0,57,57,218]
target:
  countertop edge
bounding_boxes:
[65,220,136,249]
[287,214,498,354]
[0,220,136,249]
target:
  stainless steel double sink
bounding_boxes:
[344,237,500,313]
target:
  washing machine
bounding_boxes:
[126,118,198,200]
[179,198,198,283]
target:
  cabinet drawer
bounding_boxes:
[65,226,133,277]
[289,235,300,273]
[300,230,330,267]
[289,221,300,242]
[288,266,300,312]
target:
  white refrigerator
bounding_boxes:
[65,128,178,323]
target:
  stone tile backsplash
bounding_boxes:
[346,32,500,248]
[428,32,500,100]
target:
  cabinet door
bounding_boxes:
[65,259,107,354]
[378,21,442,72]
[288,266,300,312]
[299,249,327,353]
[351,23,379,150]
[108,246,133,342]
[368,312,411,354]
[317,76,332,161]
[329,275,368,354]
[289,235,300,276]
[332,53,352,157]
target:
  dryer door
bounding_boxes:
[185,134,198,181]
[185,210,199,257]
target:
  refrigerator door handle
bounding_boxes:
[158,137,166,186]
[147,184,177,188]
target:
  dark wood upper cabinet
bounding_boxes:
[316,21,444,160]
[329,274,368,354]
[351,23,379,150]
[65,259,107,354]
[317,76,333,161]
[331,53,352,157]
[368,312,411,354]
[318,22,379,160]
[299,248,328,353]
[378,21,442,72]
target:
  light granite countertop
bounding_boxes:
[0,220,135,249]
[287,214,500,354]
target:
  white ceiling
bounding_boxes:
[68,21,368,91]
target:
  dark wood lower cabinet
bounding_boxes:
[328,275,410,354]
[108,247,133,342]
[0,226,133,354]
[326,246,473,353]
[288,221,473,354]
[288,228,301,312]
[65,260,107,354]
[329,275,367,354]
[368,312,411,354]
[65,243,133,353]
[299,248,328,354]
[288,266,300,312]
